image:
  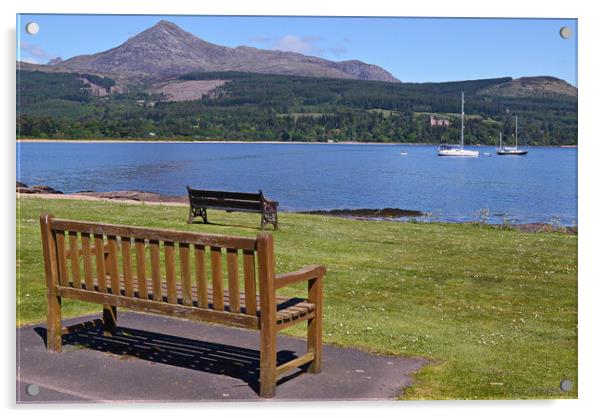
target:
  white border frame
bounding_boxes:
[4,1,600,417]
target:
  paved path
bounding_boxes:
[17,312,426,403]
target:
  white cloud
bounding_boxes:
[329,44,349,57]
[19,40,58,64]
[249,35,328,56]
[249,36,273,44]
[20,57,39,64]
[249,35,351,58]
[249,35,351,57]
[273,35,319,54]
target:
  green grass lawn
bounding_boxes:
[16,196,577,399]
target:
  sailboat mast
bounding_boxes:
[499,131,502,149]
[515,116,518,147]
[461,92,464,149]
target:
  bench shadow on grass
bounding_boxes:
[34,324,305,397]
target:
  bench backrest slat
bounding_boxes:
[68,232,82,289]
[179,243,192,307]
[211,247,224,311]
[150,240,162,301]
[243,250,257,316]
[188,188,262,201]
[135,239,148,299]
[121,238,134,297]
[107,236,121,296]
[40,215,276,326]
[165,241,177,304]
[227,249,240,313]
[81,233,94,290]
[94,234,107,292]
[55,231,69,286]
[195,245,208,308]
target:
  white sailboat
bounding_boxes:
[438,92,479,157]
[497,116,528,155]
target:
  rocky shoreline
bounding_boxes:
[16,183,577,234]
[301,208,424,219]
[16,182,63,195]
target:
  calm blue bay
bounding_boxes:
[16,142,577,226]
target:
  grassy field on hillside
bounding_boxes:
[16,196,577,399]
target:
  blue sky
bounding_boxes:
[17,14,577,85]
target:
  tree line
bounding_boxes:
[17,70,577,145]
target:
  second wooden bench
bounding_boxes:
[187,186,279,229]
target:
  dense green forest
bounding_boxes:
[17,70,577,145]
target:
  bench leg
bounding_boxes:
[261,212,278,230]
[46,292,62,353]
[307,277,323,373]
[103,305,117,336]
[200,208,208,224]
[259,327,277,398]
[188,208,208,224]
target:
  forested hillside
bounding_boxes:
[17,70,577,145]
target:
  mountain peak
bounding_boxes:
[52,21,400,83]
[155,19,179,28]
[137,19,198,40]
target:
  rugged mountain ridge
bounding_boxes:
[50,20,400,83]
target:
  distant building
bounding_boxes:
[136,100,156,108]
[430,116,450,127]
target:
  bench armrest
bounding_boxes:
[263,199,279,212]
[275,265,326,290]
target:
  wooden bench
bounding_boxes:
[39,213,325,398]
[187,186,279,230]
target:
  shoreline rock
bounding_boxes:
[300,208,424,219]
[16,182,63,195]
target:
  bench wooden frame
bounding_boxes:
[187,186,279,230]
[40,213,325,398]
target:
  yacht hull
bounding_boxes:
[438,149,479,157]
[496,149,528,155]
